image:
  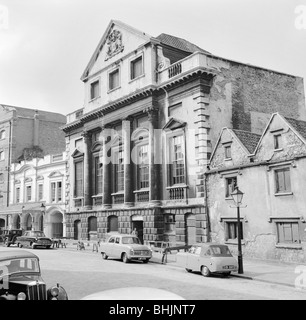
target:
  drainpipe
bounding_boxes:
[204,170,211,242]
[6,120,12,208]
[161,87,169,122]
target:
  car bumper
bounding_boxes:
[129,255,152,261]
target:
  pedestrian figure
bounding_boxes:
[131,228,138,237]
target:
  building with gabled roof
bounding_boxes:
[61,20,305,248]
[206,113,306,263]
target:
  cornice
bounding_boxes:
[62,68,216,134]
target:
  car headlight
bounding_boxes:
[51,287,59,297]
[17,292,27,300]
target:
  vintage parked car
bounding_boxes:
[176,243,238,277]
[100,234,152,263]
[0,250,68,300]
[1,229,23,247]
[16,230,53,249]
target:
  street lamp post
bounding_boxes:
[231,186,244,274]
[40,203,46,233]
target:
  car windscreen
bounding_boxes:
[0,258,40,276]
[31,231,45,237]
[209,246,232,257]
[122,237,140,244]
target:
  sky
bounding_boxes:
[0,0,306,116]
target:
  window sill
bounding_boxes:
[225,158,232,161]
[133,189,149,193]
[166,184,188,190]
[111,191,124,196]
[274,148,283,152]
[107,86,121,94]
[89,96,100,103]
[274,192,293,197]
[129,73,145,83]
[275,243,302,250]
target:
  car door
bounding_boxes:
[112,237,121,259]
[105,237,115,257]
[185,246,198,270]
[20,231,29,246]
[188,246,202,270]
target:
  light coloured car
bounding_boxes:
[100,234,152,263]
[176,243,238,277]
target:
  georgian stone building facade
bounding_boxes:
[62,20,305,245]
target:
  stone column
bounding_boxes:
[122,118,134,207]
[102,126,112,209]
[82,131,92,210]
[147,107,161,205]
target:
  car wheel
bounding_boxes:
[30,242,36,249]
[101,252,108,260]
[46,245,51,249]
[122,253,130,263]
[17,242,23,248]
[142,259,150,264]
[201,266,211,277]
[223,272,231,277]
[5,239,10,247]
[185,268,192,273]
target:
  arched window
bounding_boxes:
[107,215,118,232]
[0,130,5,140]
[88,216,98,240]
[88,216,97,232]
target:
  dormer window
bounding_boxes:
[274,134,282,150]
[90,80,100,100]
[130,55,143,80]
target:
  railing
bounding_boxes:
[112,193,124,204]
[92,195,103,206]
[74,198,83,207]
[134,190,149,202]
[158,51,209,84]
[167,185,188,200]
[168,63,182,78]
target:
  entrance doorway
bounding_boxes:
[74,219,81,240]
[186,213,196,245]
[0,218,5,235]
[50,212,63,238]
[25,214,32,230]
[131,215,144,244]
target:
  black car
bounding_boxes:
[1,229,23,247]
[0,250,68,300]
[16,231,53,249]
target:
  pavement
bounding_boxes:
[150,249,306,290]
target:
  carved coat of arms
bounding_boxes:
[105,29,124,61]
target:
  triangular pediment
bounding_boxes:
[81,20,153,81]
[163,117,187,131]
[71,149,84,158]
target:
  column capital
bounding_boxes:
[144,106,159,121]
[81,130,92,140]
[122,115,134,123]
